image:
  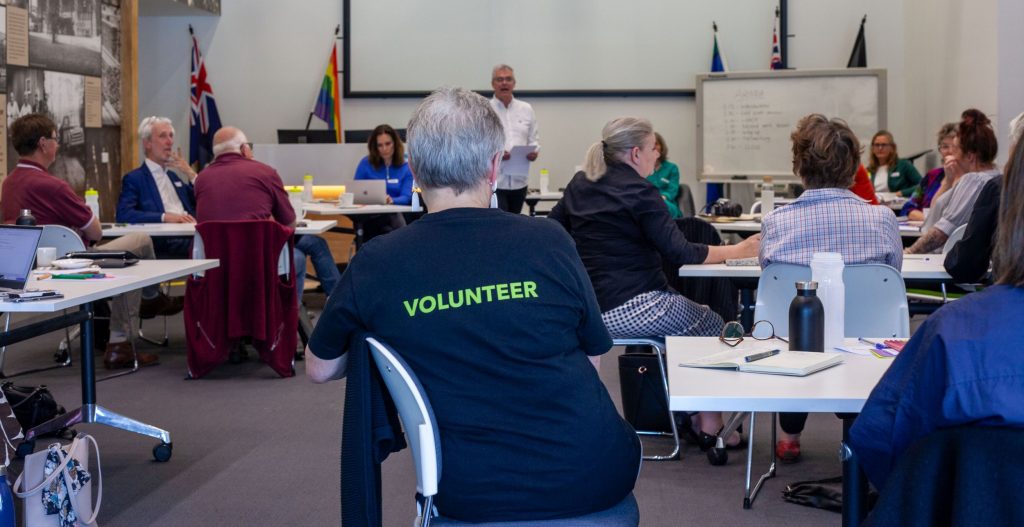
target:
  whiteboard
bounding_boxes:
[696,69,886,182]
[346,0,776,94]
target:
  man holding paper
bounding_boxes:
[490,64,539,214]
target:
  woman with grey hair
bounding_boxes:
[308,87,641,523]
[549,117,759,448]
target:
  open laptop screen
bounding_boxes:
[0,225,43,290]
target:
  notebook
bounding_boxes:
[349,180,389,205]
[679,348,844,377]
[0,225,44,293]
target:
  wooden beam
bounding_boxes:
[121,0,139,174]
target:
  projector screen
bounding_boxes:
[345,0,777,95]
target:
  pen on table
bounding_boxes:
[858,337,887,350]
[744,349,781,363]
[51,273,106,279]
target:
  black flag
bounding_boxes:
[847,15,867,68]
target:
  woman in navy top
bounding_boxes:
[354,124,414,205]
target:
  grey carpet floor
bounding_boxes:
[0,305,858,526]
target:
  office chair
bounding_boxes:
[366,337,640,527]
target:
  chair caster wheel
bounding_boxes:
[153,442,172,462]
[707,447,728,465]
[16,440,36,459]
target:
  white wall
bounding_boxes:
[139,0,1007,207]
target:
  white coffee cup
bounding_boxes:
[339,192,355,207]
[36,247,57,268]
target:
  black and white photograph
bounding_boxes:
[100,0,118,125]
[83,125,121,219]
[6,66,44,127]
[43,70,86,188]
[0,6,8,91]
[27,0,101,76]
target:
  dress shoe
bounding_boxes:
[776,439,802,463]
[140,293,185,319]
[103,341,159,369]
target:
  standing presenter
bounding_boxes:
[489,64,539,214]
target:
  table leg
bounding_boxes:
[23,302,173,459]
[841,417,869,527]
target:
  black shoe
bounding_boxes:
[140,293,184,319]
[228,345,250,364]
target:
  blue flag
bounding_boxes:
[190,34,223,170]
[708,25,728,205]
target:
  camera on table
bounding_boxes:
[704,198,743,218]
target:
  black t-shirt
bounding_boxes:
[549,163,709,311]
[309,207,640,522]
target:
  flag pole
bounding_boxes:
[306,25,341,131]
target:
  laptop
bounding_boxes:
[0,225,44,294]
[349,180,389,205]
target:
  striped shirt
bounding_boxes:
[759,188,903,269]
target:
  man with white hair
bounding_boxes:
[489,64,539,214]
[307,87,639,523]
[195,126,340,299]
[116,116,198,258]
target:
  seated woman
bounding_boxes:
[307,88,640,523]
[868,130,923,197]
[907,109,1000,254]
[900,123,956,220]
[848,164,880,205]
[646,132,682,218]
[354,124,413,205]
[549,117,759,448]
[353,124,413,239]
[850,133,1024,491]
[760,114,903,463]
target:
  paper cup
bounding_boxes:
[339,193,355,207]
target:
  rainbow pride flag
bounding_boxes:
[313,44,341,142]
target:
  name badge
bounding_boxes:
[387,178,399,184]
[174,181,183,187]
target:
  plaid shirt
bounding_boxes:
[759,188,903,269]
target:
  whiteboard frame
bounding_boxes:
[696,68,887,184]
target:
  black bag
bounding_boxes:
[0,382,67,434]
[617,352,672,432]
[782,476,878,513]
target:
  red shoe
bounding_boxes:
[776,440,801,463]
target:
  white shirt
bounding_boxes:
[145,158,186,218]
[872,165,889,192]
[490,96,539,189]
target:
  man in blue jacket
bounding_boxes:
[116,116,198,258]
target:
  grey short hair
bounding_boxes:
[138,116,174,141]
[213,129,247,156]
[406,87,505,194]
[491,64,514,79]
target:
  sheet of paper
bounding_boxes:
[85,77,103,128]
[833,343,875,356]
[6,7,29,67]
[501,145,537,176]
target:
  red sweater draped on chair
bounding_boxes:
[185,220,297,378]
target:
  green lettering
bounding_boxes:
[447,290,465,308]
[420,295,437,314]
[480,285,496,302]
[509,282,523,299]
[465,287,481,306]
[437,293,450,310]
[496,283,510,300]
[523,281,538,298]
[403,299,419,317]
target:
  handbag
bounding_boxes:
[0,382,68,437]
[617,352,672,433]
[13,434,102,527]
[782,476,878,513]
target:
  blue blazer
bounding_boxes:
[116,163,196,223]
